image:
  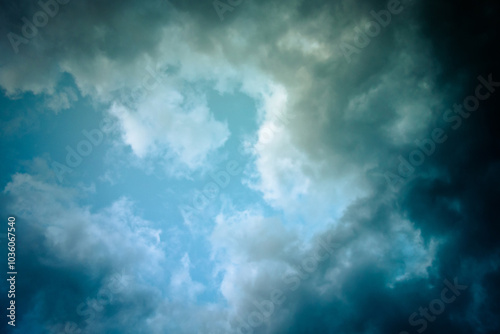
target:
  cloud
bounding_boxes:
[1,0,500,333]
[109,86,230,172]
[1,169,167,332]
[43,87,79,113]
[169,253,205,301]
[208,201,446,333]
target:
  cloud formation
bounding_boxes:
[1,0,499,333]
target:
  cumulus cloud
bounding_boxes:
[208,201,444,333]
[109,87,230,171]
[0,166,232,333]
[1,170,167,331]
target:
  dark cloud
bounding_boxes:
[1,0,499,333]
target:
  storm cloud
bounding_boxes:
[1,0,499,333]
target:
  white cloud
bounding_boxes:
[109,85,230,172]
[43,87,79,113]
[170,253,205,301]
[210,209,298,311]
[3,172,165,276]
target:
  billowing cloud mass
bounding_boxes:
[1,0,499,333]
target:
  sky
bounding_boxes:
[0,0,499,333]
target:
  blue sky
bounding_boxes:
[1,0,500,333]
